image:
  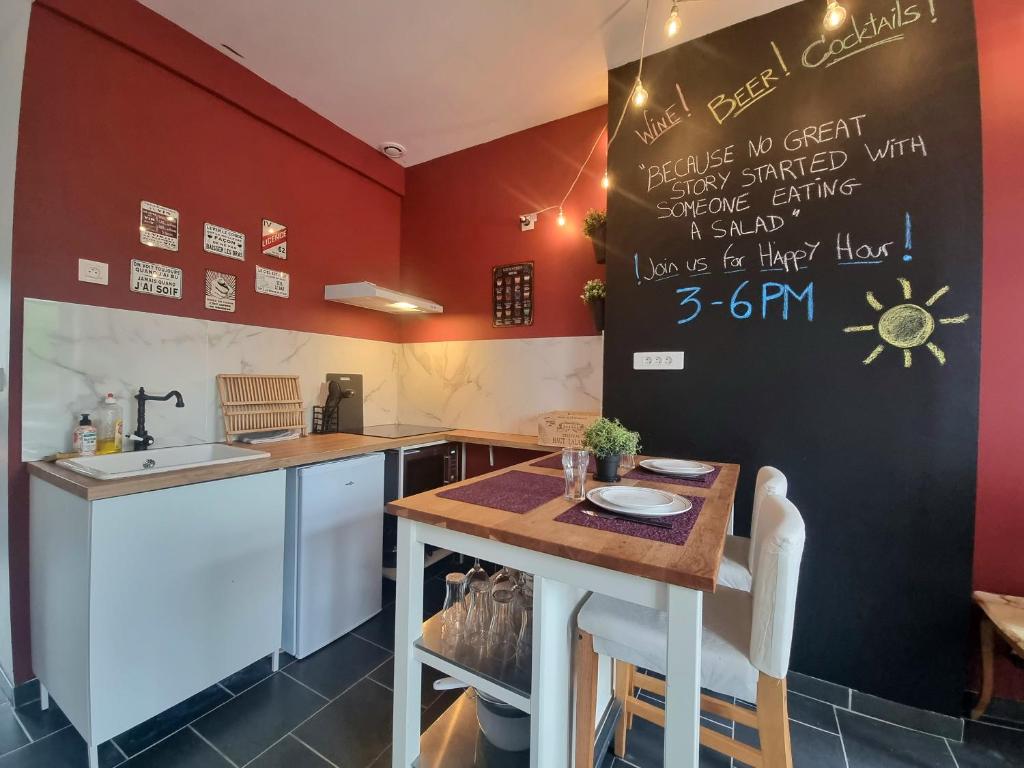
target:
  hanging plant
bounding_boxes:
[581,278,606,333]
[582,209,607,264]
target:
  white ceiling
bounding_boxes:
[141,0,798,167]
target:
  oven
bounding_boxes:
[382,441,461,574]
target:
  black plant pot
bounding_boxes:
[590,222,607,264]
[589,298,605,333]
[595,454,621,483]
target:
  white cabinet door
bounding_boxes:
[294,453,384,657]
[87,470,286,742]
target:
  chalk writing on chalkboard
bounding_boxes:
[676,280,814,325]
[843,277,969,367]
[800,1,939,70]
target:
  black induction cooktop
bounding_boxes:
[354,423,450,439]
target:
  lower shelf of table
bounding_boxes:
[418,691,530,768]
[414,610,532,713]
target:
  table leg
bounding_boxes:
[663,585,702,768]
[971,617,995,720]
[531,576,576,768]
[393,518,425,768]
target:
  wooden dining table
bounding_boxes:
[388,453,739,768]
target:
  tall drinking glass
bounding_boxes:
[464,577,492,645]
[441,573,466,635]
[562,448,589,501]
[486,589,520,661]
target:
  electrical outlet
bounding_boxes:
[78,258,108,285]
[633,351,685,370]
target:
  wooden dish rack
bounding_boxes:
[216,374,306,440]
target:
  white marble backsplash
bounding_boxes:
[21,299,399,459]
[21,299,604,460]
[398,336,603,434]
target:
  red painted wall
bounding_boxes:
[973,0,1024,597]
[7,1,407,680]
[400,106,607,343]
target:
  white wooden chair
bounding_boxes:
[719,466,788,591]
[573,494,806,768]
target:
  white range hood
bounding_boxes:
[324,281,443,314]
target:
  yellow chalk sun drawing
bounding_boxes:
[843,278,970,368]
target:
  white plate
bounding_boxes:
[597,486,675,510]
[587,487,692,518]
[640,459,714,476]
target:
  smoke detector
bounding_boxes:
[378,142,406,160]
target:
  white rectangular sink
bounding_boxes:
[57,443,271,480]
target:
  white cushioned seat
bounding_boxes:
[717,466,787,591]
[579,587,758,703]
[719,535,753,591]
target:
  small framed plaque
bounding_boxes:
[492,262,534,327]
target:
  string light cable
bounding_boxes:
[520,0,651,228]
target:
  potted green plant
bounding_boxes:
[582,209,607,264]
[583,417,641,483]
[581,278,606,333]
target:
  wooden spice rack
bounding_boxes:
[216,374,306,440]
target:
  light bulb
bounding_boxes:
[632,78,648,108]
[601,171,610,189]
[823,0,847,30]
[665,3,681,37]
[557,209,566,227]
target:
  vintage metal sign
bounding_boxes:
[255,265,289,298]
[139,201,179,251]
[130,259,182,299]
[261,219,287,259]
[204,223,245,260]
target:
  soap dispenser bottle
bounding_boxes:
[96,393,124,454]
[72,414,97,456]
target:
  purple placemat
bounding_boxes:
[555,496,704,545]
[531,454,597,472]
[624,464,722,489]
[437,470,565,514]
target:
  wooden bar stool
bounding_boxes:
[971,591,1024,720]
[719,466,788,591]
[574,495,806,768]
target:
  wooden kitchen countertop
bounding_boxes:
[27,429,549,501]
[389,457,740,592]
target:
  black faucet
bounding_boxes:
[132,387,185,450]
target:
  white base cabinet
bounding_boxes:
[30,470,286,767]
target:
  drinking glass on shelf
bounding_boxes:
[441,572,466,636]
[486,588,520,661]
[514,574,534,665]
[490,566,517,601]
[562,449,589,501]
[464,576,492,644]
[468,561,491,598]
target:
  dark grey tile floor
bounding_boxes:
[0,557,1020,767]
[605,686,1024,768]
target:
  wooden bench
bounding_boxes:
[971,591,1024,719]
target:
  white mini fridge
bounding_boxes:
[282,452,385,658]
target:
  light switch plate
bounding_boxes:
[519,213,537,231]
[633,351,685,370]
[78,258,108,285]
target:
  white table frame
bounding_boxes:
[391,516,703,768]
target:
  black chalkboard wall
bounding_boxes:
[604,0,981,714]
